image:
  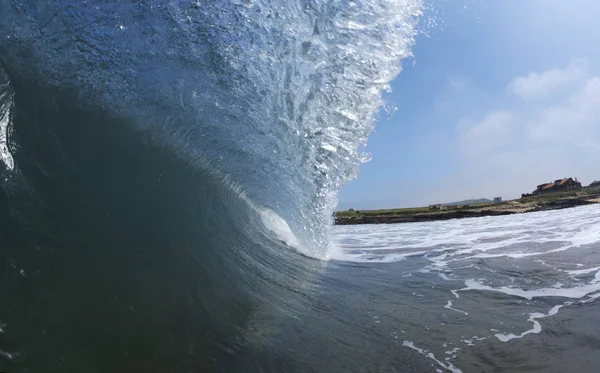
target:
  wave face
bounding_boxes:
[0,0,420,258]
[0,0,420,371]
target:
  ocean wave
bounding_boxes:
[0,1,421,370]
[0,0,421,258]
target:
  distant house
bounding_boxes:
[589,181,600,188]
[532,177,582,195]
[493,197,502,204]
[429,204,442,210]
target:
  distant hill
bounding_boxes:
[444,198,493,206]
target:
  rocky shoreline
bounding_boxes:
[335,195,599,225]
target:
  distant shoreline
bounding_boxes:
[334,188,600,225]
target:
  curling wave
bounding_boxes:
[0,0,420,371]
[0,0,420,257]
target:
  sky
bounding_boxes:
[337,0,600,210]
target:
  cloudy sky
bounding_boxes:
[338,0,600,209]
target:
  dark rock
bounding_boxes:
[530,197,594,212]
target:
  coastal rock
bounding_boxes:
[530,198,594,212]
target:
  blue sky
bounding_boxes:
[338,0,600,210]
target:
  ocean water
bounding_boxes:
[330,204,600,372]
[1,0,599,372]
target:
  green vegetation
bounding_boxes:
[336,206,430,218]
[334,203,501,218]
[586,186,600,194]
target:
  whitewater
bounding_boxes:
[331,204,600,372]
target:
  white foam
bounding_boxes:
[0,86,14,171]
[495,304,566,342]
[439,273,452,281]
[332,204,600,264]
[567,266,600,276]
[462,339,474,346]
[445,348,461,355]
[458,278,600,301]
[444,301,468,316]
[402,341,463,373]
[259,208,300,250]
[0,349,17,361]
[336,249,431,263]
[332,204,600,365]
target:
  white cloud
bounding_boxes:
[528,76,600,144]
[453,59,600,199]
[508,59,587,101]
[457,111,513,153]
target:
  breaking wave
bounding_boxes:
[0,0,420,370]
[0,0,420,258]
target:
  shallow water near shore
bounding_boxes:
[328,204,600,372]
